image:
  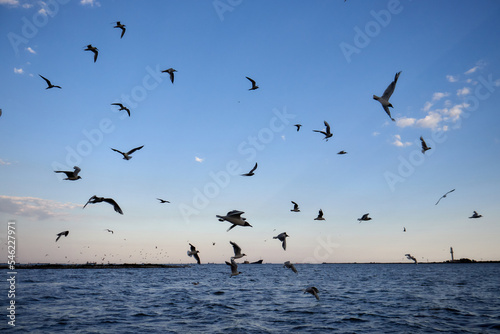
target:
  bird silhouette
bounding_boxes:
[113,21,126,38]
[420,136,431,154]
[290,201,300,212]
[187,243,201,264]
[157,198,170,203]
[54,166,81,180]
[39,75,61,89]
[273,232,289,250]
[246,76,259,90]
[337,150,347,155]
[313,121,333,141]
[314,209,325,221]
[304,287,319,300]
[294,124,302,132]
[111,103,131,117]
[241,162,258,176]
[469,211,483,219]
[357,213,372,222]
[105,229,114,234]
[111,145,144,160]
[373,71,401,121]
[435,189,455,205]
[284,261,298,273]
[56,230,69,242]
[83,195,123,214]
[162,68,177,83]
[84,44,98,62]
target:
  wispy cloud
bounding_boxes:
[0,159,12,165]
[391,134,412,147]
[26,47,36,54]
[446,75,458,83]
[0,0,20,6]
[13,67,24,74]
[464,60,486,75]
[80,0,101,7]
[0,195,79,221]
[432,92,449,101]
[456,87,471,96]
[372,131,380,136]
[195,156,204,163]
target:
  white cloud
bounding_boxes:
[391,134,412,147]
[442,103,468,123]
[395,117,416,128]
[446,75,459,83]
[26,47,36,54]
[432,92,449,101]
[422,101,433,112]
[372,131,380,136]
[13,67,24,74]
[0,159,12,165]
[80,0,101,6]
[415,111,442,129]
[195,156,204,163]
[456,87,471,96]
[464,60,486,75]
[0,195,78,221]
[0,0,20,6]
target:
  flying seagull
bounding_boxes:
[84,44,98,63]
[304,287,319,300]
[111,145,144,160]
[313,121,333,141]
[54,166,81,181]
[83,195,123,214]
[230,241,246,259]
[373,71,401,121]
[337,150,347,155]
[469,211,483,219]
[294,124,302,132]
[161,68,177,84]
[420,136,431,154]
[246,76,259,90]
[435,189,455,205]
[55,230,69,242]
[113,21,126,38]
[225,258,241,277]
[111,103,131,117]
[314,209,325,221]
[187,243,201,264]
[405,253,417,264]
[157,198,170,203]
[241,162,258,176]
[357,213,372,223]
[273,232,289,250]
[39,75,61,89]
[290,201,300,212]
[105,229,114,234]
[283,261,298,273]
[216,210,252,232]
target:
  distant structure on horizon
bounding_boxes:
[450,247,454,262]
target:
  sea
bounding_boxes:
[3,263,500,333]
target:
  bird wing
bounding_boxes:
[246,77,256,86]
[93,49,98,62]
[227,210,244,218]
[55,234,61,242]
[420,137,428,150]
[120,27,126,38]
[446,189,456,195]
[73,166,81,177]
[111,103,124,108]
[111,148,125,156]
[249,162,258,173]
[83,195,96,209]
[382,105,394,121]
[282,238,287,250]
[313,130,327,136]
[230,241,241,256]
[381,71,401,101]
[193,253,201,264]
[127,145,144,155]
[324,121,331,134]
[54,170,72,177]
[39,75,51,86]
[361,213,369,220]
[227,224,237,232]
[103,198,123,214]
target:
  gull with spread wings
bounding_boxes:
[54,166,81,181]
[435,189,455,205]
[111,145,144,160]
[83,195,123,214]
[313,121,333,141]
[373,71,401,121]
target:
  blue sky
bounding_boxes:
[1,0,500,264]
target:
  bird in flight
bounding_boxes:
[84,44,98,63]
[337,150,347,155]
[216,210,252,232]
[283,261,298,273]
[314,209,325,221]
[469,211,483,219]
[113,21,126,38]
[405,254,417,264]
[246,76,259,90]
[161,68,177,83]
[290,201,300,212]
[357,213,372,223]
[83,195,123,214]
[54,166,81,181]
[230,241,246,259]
[273,232,289,250]
[187,243,201,264]
[313,121,333,141]
[373,71,401,121]
[56,230,69,242]
[241,162,258,176]
[111,145,144,160]
[111,103,131,117]
[39,75,61,89]
[105,229,114,234]
[435,189,455,205]
[226,258,241,277]
[420,136,431,154]
[294,124,302,132]
[157,198,170,203]
[304,287,320,300]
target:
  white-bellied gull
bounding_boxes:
[187,243,201,264]
[273,232,289,250]
[230,241,246,259]
[225,258,241,277]
[284,261,298,273]
[373,71,401,121]
[216,210,252,232]
[304,286,319,300]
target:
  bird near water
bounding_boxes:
[111,145,144,160]
[83,195,123,214]
[54,166,81,180]
[373,71,401,121]
[39,75,61,89]
[226,258,241,277]
[216,210,252,232]
[304,287,320,300]
[187,243,201,264]
[55,230,69,242]
[273,232,289,250]
[284,261,298,273]
[229,241,246,259]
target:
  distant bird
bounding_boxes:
[313,121,333,141]
[111,145,144,160]
[230,241,246,259]
[105,229,114,234]
[403,227,406,232]
[161,68,177,83]
[294,124,302,132]
[290,201,300,212]
[39,75,61,89]
[283,261,298,273]
[113,21,126,38]
[314,209,325,221]
[357,213,372,223]
[420,136,431,154]
[111,103,131,117]
[304,286,319,300]
[83,195,123,214]
[337,150,347,155]
[469,211,483,219]
[273,232,289,250]
[241,162,258,176]
[55,230,69,242]
[225,258,241,277]
[246,77,259,90]
[0,109,2,117]
[157,198,170,203]
[187,243,201,264]
[405,253,417,264]
[373,71,401,121]
[435,189,455,205]
[54,166,81,181]
[216,210,252,232]
[84,44,98,62]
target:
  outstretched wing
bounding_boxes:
[324,121,331,135]
[249,162,258,174]
[73,166,81,177]
[39,74,51,87]
[83,195,96,209]
[111,148,124,156]
[230,241,241,255]
[381,71,401,101]
[420,137,428,150]
[103,198,123,214]
[111,103,124,108]
[246,76,256,86]
[127,145,144,155]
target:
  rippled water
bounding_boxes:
[4,263,500,333]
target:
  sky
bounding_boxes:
[1,0,500,265]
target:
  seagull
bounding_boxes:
[54,166,81,181]
[105,229,114,234]
[373,71,401,121]
[83,195,123,214]
[435,189,455,205]
[246,77,259,90]
[157,198,170,203]
[337,150,347,155]
[241,162,258,176]
[84,44,98,63]
[304,287,319,300]
[230,241,246,259]
[187,243,201,264]
[357,213,372,223]
[403,227,406,232]
[284,261,298,273]
[111,103,131,117]
[290,201,300,212]
[294,124,302,132]
[313,121,333,141]
[420,136,431,154]
[273,232,289,250]
[161,68,177,84]
[216,210,252,232]
[111,145,144,160]
[469,211,483,219]
[39,75,61,89]
[113,21,126,38]
[225,258,241,277]
[55,230,69,242]
[405,253,417,264]
[314,209,325,221]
